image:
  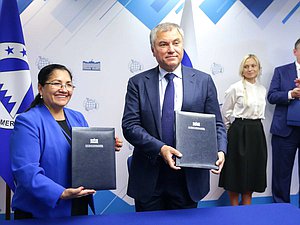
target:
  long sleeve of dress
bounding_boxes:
[222,86,236,130]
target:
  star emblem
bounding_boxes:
[20,48,27,56]
[5,46,14,55]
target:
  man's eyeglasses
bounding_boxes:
[45,82,75,91]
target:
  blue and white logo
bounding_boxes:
[0,0,34,130]
[82,60,101,71]
[0,0,34,191]
[0,44,33,129]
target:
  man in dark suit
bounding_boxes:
[122,22,227,212]
[268,38,300,205]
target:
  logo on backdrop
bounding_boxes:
[82,60,101,71]
[83,97,99,111]
[36,56,51,70]
[128,59,143,73]
[211,62,224,75]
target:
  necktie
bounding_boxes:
[161,73,175,147]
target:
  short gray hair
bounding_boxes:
[150,22,184,48]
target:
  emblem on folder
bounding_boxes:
[188,121,205,131]
[90,138,98,144]
[192,121,201,127]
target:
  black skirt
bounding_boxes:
[219,118,267,193]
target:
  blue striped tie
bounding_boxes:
[161,73,175,147]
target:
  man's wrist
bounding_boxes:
[288,90,294,100]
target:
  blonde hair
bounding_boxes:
[239,54,262,105]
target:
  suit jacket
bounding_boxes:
[267,62,297,137]
[10,104,88,218]
[122,65,227,202]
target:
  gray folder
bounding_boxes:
[71,127,116,190]
[287,99,300,126]
[175,111,218,170]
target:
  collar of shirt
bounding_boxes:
[158,64,183,112]
[296,61,300,77]
[158,64,183,81]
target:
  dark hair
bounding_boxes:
[26,64,72,111]
[295,38,300,49]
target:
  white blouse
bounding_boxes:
[222,79,266,130]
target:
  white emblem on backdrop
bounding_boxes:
[211,62,224,75]
[83,98,99,111]
[35,56,51,70]
[128,59,143,73]
[82,60,101,71]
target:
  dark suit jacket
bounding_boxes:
[267,62,297,137]
[122,65,227,202]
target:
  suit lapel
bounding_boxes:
[285,63,297,90]
[143,66,198,137]
[181,66,196,111]
[64,108,75,127]
[39,104,71,147]
[144,67,162,138]
[288,63,297,81]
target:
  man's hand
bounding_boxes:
[160,145,182,170]
[60,186,96,200]
[292,78,300,98]
[291,87,300,98]
[295,78,300,87]
[211,151,225,174]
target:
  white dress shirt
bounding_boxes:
[296,61,300,78]
[222,79,266,130]
[159,65,183,115]
[288,61,300,99]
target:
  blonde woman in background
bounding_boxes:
[219,54,267,205]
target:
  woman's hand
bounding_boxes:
[60,186,96,200]
[115,137,123,151]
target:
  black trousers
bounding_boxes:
[272,127,300,206]
[135,158,197,212]
[14,196,89,220]
[14,209,33,220]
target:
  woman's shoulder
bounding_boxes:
[13,105,45,130]
[16,104,43,120]
[225,80,242,92]
[256,81,266,88]
[64,107,87,125]
[64,107,84,117]
[255,82,267,93]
